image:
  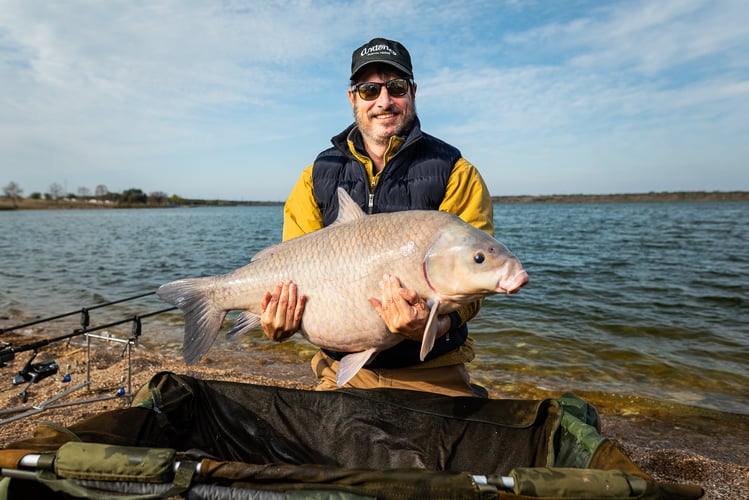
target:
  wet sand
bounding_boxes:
[0,332,746,499]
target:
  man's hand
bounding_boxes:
[260,280,306,341]
[369,274,449,341]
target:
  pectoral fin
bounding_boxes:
[419,301,441,361]
[336,348,378,387]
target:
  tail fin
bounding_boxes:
[157,277,226,365]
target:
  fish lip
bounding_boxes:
[499,270,529,294]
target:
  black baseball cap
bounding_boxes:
[350,38,413,80]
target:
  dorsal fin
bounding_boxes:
[252,188,364,262]
[331,187,366,227]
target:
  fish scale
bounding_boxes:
[294,210,455,350]
[221,209,449,351]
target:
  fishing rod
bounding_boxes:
[0,305,176,360]
[0,290,158,336]
[0,303,177,419]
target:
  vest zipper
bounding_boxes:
[368,178,376,214]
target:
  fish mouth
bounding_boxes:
[499,270,529,294]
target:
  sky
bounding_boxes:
[1,0,747,201]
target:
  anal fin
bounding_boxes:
[336,348,377,387]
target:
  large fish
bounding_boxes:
[157,188,529,386]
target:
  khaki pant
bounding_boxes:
[311,350,475,397]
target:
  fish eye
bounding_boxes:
[474,252,485,264]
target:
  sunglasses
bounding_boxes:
[352,78,412,101]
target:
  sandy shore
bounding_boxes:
[0,332,746,499]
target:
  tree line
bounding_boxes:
[2,181,174,208]
[1,181,280,209]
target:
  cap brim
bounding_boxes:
[350,59,413,80]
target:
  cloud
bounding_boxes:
[0,1,355,195]
[1,0,747,199]
[416,0,749,192]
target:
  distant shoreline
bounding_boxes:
[0,198,284,210]
[1,190,747,210]
[491,190,749,204]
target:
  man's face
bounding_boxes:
[348,66,417,147]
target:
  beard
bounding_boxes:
[353,100,417,147]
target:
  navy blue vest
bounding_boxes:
[311,119,468,368]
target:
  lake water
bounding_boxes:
[1,202,747,418]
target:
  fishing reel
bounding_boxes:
[12,351,60,403]
[0,344,13,367]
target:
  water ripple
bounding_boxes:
[1,202,747,414]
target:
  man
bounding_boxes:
[260,38,494,397]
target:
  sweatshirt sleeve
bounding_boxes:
[282,164,324,242]
[439,158,494,237]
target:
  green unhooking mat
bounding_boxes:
[0,371,703,499]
